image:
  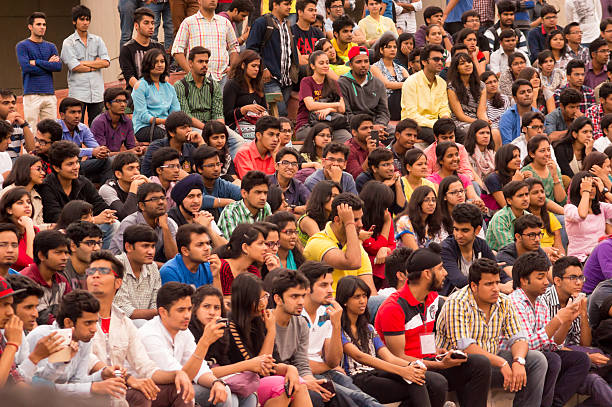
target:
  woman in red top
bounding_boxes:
[456,28,486,76]
[0,187,38,270]
[359,181,396,289]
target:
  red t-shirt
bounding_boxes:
[219,259,261,296]
[374,285,442,358]
[100,317,111,334]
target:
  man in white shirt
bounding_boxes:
[595,113,612,151]
[489,29,530,75]
[139,281,229,407]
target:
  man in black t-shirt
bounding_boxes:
[292,0,325,65]
[119,7,166,91]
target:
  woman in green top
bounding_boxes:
[521,134,566,212]
[266,211,305,270]
[314,38,350,80]
[296,180,341,245]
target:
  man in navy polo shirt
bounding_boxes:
[375,244,491,407]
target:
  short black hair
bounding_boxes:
[512,252,550,289]
[255,116,281,136]
[137,182,165,204]
[134,7,155,23]
[384,247,412,289]
[275,147,299,163]
[296,0,317,12]
[452,203,483,230]
[589,38,609,58]
[423,6,443,21]
[540,4,557,17]
[521,111,546,128]
[564,22,581,36]
[176,223,209,252]
[28,12,46,25]
[299,261,333,291]
[395,118,418,135]
[0,223,19,240]
[166,111,192,136]
[367,148,393,171]
[59,97,83,114]
[229,0,254,13]
[0,121,12,141]
[600,83,612,101]
[559,88,583,106]
[421,44,444,62]
[57,290,100,328]
[329,193,363,220]
[512,79,532,97]
[90,250,125,279]
[566,59,585,76]
[497,0,516,14]
[103,87,129,109]
[499,29,516,41]
[49,140,80,169]
[503,180,528,200]
[123,224,157,251]
[601,18,612,33]
[468,257,501,285]
[332,15,354,34]
[602,114,612,133]
[192,145,222,171]
[271,268,309,299]
[513,213,542,236]
[350,114,373,131]
[188,46,211,61]
[241,170,268,193]
[36,119,63,142]
[151,146,180,175]
[433,118,455,137]
[71,5,91,22]
[157,281,195,311]
[552,256,582,279]
[6,274,43,307]
[33,230,70,265]
[112,152,140,175]
[65,221,103,246]
[322,142,349,159]
[461,10,479,24]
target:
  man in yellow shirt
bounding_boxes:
[303,193,377,295]
[401,44,451,144]
[331,15,358,62]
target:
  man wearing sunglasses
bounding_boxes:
[268,147,311,215]
[62,221,103,290]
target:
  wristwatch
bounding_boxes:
[212,378,227,387]
[603,187,610,195]
[513,356,526,366]
[19,122,29,128]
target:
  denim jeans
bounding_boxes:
[491,350,548,407]
[264,78,293,117]
[118,0,142,48]
[315,369,384,407]
[194,383,232,407]
[144,1,174,48]
[99,221,119,250]
[541,350,591,407]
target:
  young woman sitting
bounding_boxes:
[437,175,485,239]
[296,180,341,246]
[455,28,486,75]
[536,50,566,93]
[517,67,555,115]
[498,52,528,99]
[313,38,350,78]
[481,71,511,147]
[266,211,305,270]
[299,123,332,173]
[370,33,409,121]
[553,116,594,179]
[464,120,496,183]
[525,178,564,256]
[394,33,414,71]
[521,134,566,208]
[547,29,572,72]
[202,120,237,182]
[582,151,612,203]
[395,185,442,249]
[400,148,438,203]
[483,144,531,210]
[0,187,37,270]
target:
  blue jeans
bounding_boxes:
[144,2,174,48]
[315,369,384,407]
[492,350,548,407]
[554,213,568,250]
[118,0,142,48]
[99,221,119,250]
[264,78,292,117]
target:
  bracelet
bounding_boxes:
[5,342,19,350]
[553,180,561,185]
[500,360,508,368]
[212,378,226,387]
[19,122,29,128]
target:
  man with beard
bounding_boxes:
[20,290,130,397]
[355,148,405,214]
[192,145,241,220]
[168,174,227,248]
[0,224,20,278]
[436,258,547,407]
[21,231,72,325]
[268,147,310,215]
[110,182,179,267]
[375,244,490,407]
[499,80,538,145]
[32,119,62,175]
[301,261,383,407]
[0,89,35,159]
[160,224,222,292]
[139,282,229,407]
[62,221,103,290]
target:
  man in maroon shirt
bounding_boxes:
[344,114,377,179]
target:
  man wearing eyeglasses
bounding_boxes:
[304,142,358,195]
[32,119,62,175]
[513,111,559,163]
[268,147,311,215]
[62,221,103,290]
[0,89,35,160]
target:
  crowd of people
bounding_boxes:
[3,0,612,406]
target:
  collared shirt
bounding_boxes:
[89,305,159,379]
[507,288,558,351]
[435,285,527,354]
[499,104,539,145]
[585,62,609,90]
[301,305,333,363]
[344,138,368,179]
[489,48,531,75]
[173,72,223,123]
[303,221,372,292]
[423,141,473,179]
[58,120,100,157]
[171,11,240,81]
[271,14,292,87]
[20,322,102,394]
[357,15,398,43]
[113,252,161,318]
[553,84,596,114]
[217,199,272,239]
[567,45,591,65]
[400,70,451,129]
[485,206,529,251]
[90,111,136,152]
[267,173,311,207]
[159,253,213,287]
[540,285,582,346]
[233,140,276,179]
[544,107,568,136]
[139,316,212,383]
[586,103,607,140]
[60,31,110,103]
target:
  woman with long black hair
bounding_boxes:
[266,211,304,270]
[400,149,438,203]
[371,33,409,121]
[553,116,595,178]
[525,178,564,254]
[335,275,431,407]
[522,134,566,206]
[299,123,332,171]
[464,120,496,183]
[0,187,37,270]
[395,185,442,248]
[481,71,510,148]
[1,154,46,228]
[438,176,467,238]
[359,181,396,288]
[483,144,531,210]
[296,180,341,246]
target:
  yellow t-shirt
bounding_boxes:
[540,212,562,248]
[303,222,372,292]
[401,177,437,203]
[332,38,357,62]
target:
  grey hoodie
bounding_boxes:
[338,70,390,127]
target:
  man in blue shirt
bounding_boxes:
[60,5,110,127]
[527,4,561,63]
[160,224,222,291]
[15,12,62,127]
[58,98,111,184]
[499,79,538,145]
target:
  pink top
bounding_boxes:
[564,202,612,262]
[423,142,473,179]
[426,173,471,189]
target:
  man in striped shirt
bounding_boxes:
[436,258,547,407]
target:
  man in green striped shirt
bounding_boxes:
[485,180,530,251]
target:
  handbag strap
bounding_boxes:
[233,110,244,138]
[229,321,251,360]
[148,118,156,143]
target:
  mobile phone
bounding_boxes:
[216,318,229,327]
[370,130,379,146]
[319,379,335,394]
[450,350,467,360]
[284,380,293,397]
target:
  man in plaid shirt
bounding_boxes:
[508,253,592,407]
[586,82,612,139]
[553,60,596,114]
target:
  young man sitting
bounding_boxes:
[5,274,43,336]
[304,142,358,195]
[586,82,612,140]
[139,282,230,407]
[233,116,280,179]
[63,221,103,290]
[32,119,63,175]
[545,88,584,143]
[268,147,310,215]
[344,114,376,179]
[150,147,181,209]
[355,148,406,214]
[389,118,418,171]
[486,180,530,252]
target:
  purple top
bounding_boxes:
[583,238,612,294]
[584,61,608,90]
[90,111,136,152]
[296,76,343,130]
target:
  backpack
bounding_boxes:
[260,13,299,83]
[180,75,215,117]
